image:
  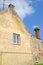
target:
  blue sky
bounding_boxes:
[0,0,43,41]
[23,0,43,41]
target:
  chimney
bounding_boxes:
[34,27,40,39]
[8,4,15,14]
[8,4,14,9]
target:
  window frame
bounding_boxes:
[13,33,21,45]
[38,44,41,51]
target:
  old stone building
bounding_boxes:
[0,4,43,65]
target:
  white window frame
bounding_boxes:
[13,33,20,45]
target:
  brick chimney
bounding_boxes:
[34,27,40,39]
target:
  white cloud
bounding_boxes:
[14,0,35,20]
[0,0,35,20]
[33,25,39,29]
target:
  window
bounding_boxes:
[13,33,20,44]
[35,57,39,63]
[38,44,41,51]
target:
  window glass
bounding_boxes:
[38,44,41,51]
[13,33,20,44]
